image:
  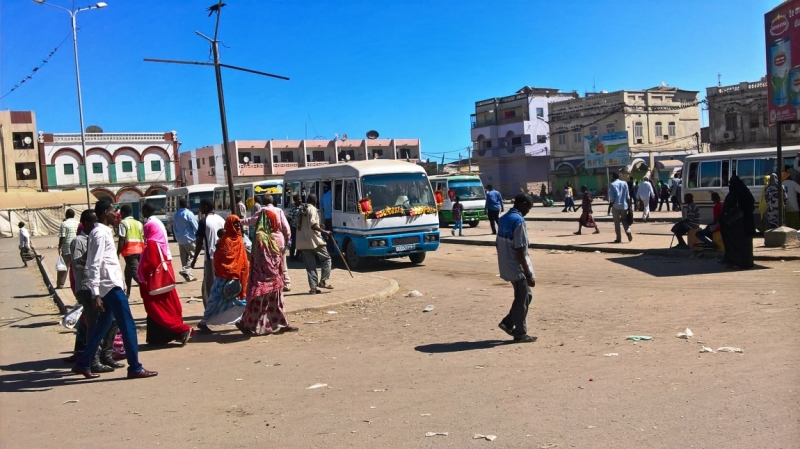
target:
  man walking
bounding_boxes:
[191,199,226,306]
[18,221,38,267]
[609,172,633,243]
[485,184,504,235]
[117,205,145,297]
[172,198,199,282]
[496,193,537,343]
[57,209,80,288]
[72,200,157,379]
[637,177,655,223]
[285,194,302,260]
[296,194,333,294]
[670,174,682,211]
[72,209,121,374]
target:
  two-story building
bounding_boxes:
[548,86,701,192]
[179,138,421,186]
[39,131,180,203]
[705,77,800,152]
[0,110,41,191]
[469,86,579,197]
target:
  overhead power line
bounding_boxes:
[1,31,72,100]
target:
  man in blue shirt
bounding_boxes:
[496,193,536,343]
[172,198,199,282]
[321,183,334,252]
[484,184,504,235]
[608,172,633,243]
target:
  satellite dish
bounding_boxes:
[243,156,250,163]
[22,168,30,176]
[23,136,32,145]
[345,154,351,161]
[342,133,348,141]
[366,130,379,140]
[86,125,103,133]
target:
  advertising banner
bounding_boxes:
[766,0,800,125]
[584,131,629,168]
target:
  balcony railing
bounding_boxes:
[307,161,330,167]
[49,132,169,143]
[498,112,530,125]
[471,118,496,129]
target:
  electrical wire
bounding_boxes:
[1,31,72,100]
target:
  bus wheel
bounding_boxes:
[409,252,426,264]
[345,240,363,269]
[438,213,449,228]
[468,220,479,228]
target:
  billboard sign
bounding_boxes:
[584,131,629,168]
[766,0,800,125]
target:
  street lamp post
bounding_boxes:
[32,0,107,207]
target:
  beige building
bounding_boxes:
[0,111,41,192]
[705,77,800,151]
[548,86,702,188]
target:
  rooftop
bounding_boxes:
[41,132,175,143]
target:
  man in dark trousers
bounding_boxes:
[485,184,504,235]
[496,194,537,343]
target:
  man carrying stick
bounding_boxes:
[295,194,333,294]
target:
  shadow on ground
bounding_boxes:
[414,340,514,354]
[607,253,770,277]
[0,357,127,393]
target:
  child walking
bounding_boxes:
[451,196,464,236]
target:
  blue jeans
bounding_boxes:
[76,287,143,374]
[696,227,715,245]
[453,219,463,235]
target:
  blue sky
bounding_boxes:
[1,0,777,162]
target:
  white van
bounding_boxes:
[429,174,487,227]
[165,184,219,232]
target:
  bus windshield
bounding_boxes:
[448,180,485,200]
[144,198,166,215]
[189,192,214,214]
[361,173,436,211]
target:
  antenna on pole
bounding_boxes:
[717,73,721,87]
[143,1,289,216]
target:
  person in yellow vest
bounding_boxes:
[117,205,145,297]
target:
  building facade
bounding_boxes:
[0,110,41,192]
[39,131,180,203]
[548,86,702,191]
[180,138,421,186]
[469,86,579,197]
[706,77,800,151]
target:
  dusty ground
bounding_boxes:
[1,235,799,448]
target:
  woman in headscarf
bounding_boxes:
[138,219,193,345]
[237,208,298,335]
[197,215,249,333]
[719,175,756,269]
[763,173,788,230]
[574,186,600,235]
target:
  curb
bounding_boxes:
[524,216,682,224]
[33,250,67,315]
[441,238,800,261]
[289,274,401,315]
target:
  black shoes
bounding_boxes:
[91,363,114,374]
[127,368,158,379]
[514,335,537,343]
[498,322,514,337]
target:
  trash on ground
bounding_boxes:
[758,290,776,295]
[405,290,424,297]
[473,434,497,441]
[604,353,619,357]
[304,321,321,324]
[235,378,242,381]
[306,383,328,389]
[626,335,653,341]
[62,399,79,404]
[372,389,386,392]
[186,298,202,303]
[475,365,485,369]
[423,305,434,312]
[587,425,596,429]
[676,328,694,339]
[546,250,574,254]
[578,386,585,389]
[420,413,431,416]
[700,347,714,353]
[425,432,448,437]
[717,347,743,353]
[327,311,338,315]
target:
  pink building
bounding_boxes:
[180,138,421,186]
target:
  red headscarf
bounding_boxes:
[213,215,249,298]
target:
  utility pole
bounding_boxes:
[0,125,7,192]
[145,1,289,215]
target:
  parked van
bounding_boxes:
[429,174,487,227]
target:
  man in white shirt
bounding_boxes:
[637,177,655,223]
[18,221,37,267]
[191,199,226,306]
[72,200,158,380]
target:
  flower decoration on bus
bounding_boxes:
[409,206,438,216]
[357,197,373,219]
[373,205,405,219]
[434,190,444,209]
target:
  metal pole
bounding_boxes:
[70,11,92,208]
[211,40,236,217]
[0,125,8,192]
[777,121,784,227]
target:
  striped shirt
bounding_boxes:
[59,218,80,255]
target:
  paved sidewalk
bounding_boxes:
[32,236,398,324]
[523,200,683,223]
[442,216,800,260]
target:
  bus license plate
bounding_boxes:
[396,244,416,252]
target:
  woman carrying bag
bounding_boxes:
[138,220,193,345]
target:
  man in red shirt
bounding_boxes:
[696,192,722,247]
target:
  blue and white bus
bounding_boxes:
[284,160,440,268]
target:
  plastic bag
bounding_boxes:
[61,304,83,329]
[243,233,252,254]
[55,255,67,272]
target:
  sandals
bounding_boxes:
[309,288,321,295]
[318,282,333,289]
[235,321,252,335]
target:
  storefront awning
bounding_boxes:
[0,190,98,210]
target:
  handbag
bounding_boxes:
[625,207,634,226]
[147,248,176,295]
[722,207,743,225]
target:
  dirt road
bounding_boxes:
[1,238,798,448]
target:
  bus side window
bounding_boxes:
[755,158,776,185]
[345,180,357,213]
[721,160,730,187]
[687,162,698,188]
[735,159,755,186]
[699,161,721,188]
[334,180,343,211]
